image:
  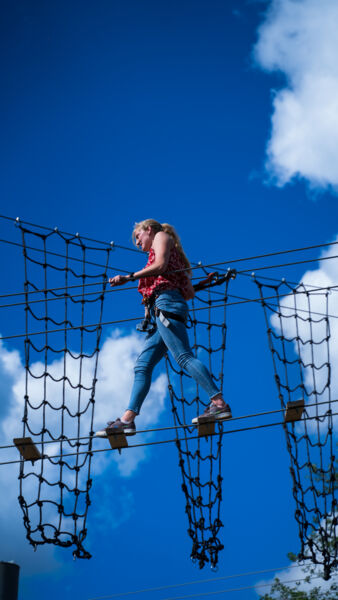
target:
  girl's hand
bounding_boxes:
[109,275,128,286]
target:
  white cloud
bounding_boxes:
[94,331,167,476]
[254,0,338,191]
[0,330,167,571]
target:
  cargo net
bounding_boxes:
[17,222,112,558]
[165,269,235,570]
[254,277,337,580]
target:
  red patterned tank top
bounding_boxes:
[138,245,191,301]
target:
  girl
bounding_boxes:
[95,219,231,437]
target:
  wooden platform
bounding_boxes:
[107,432,128,450]
[197,417,215,438]
[284,400,305,423]
[13,437,42,463]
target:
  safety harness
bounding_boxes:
[136,269,236,334]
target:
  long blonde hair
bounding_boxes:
[132,218,191,274]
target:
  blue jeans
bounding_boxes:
[128,290,220,414]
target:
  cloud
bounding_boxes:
[94,331,167,476]
[0,330,167,572]
[253,0,338,191]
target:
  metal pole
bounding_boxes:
[0,562,20,600]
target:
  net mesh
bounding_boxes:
[165,270,235,569]
[254,277,337,580]
[17,222,112,558]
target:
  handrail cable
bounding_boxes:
[1,285,338,341]
[0,225,338,284]
[0,237,133,274]
[0,271,210,305]
[0,214,141,253]
[238,254,338,275]
[0,287,337,321]
[1,213,337,262]
[0,232,337,299]
[1,236,338,278]
[0,280,337,318]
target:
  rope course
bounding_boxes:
[1,213,337,576]
[165,270,235,569]
[16,220,112,558]
[254,276,337,580]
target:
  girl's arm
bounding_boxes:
[109,232,171,286]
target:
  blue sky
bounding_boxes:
[0,1,338,599]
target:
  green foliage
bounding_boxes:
[258,575,337,600]
[258,450,337,599]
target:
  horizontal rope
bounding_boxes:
[86,563,312,600]
[227,290,338,320]
[0,272,208,307]
[0,268,208,301]
[1,398,336,451]
[1,226,338,289]
[0,237,130,274]
[239,253,338,275]
[0,231,337,303]
[0,276,337,319]
[1,411,336,467]
[131,576,324,600]
[1,284,337,341]
[89,575,325,600]
[2,213,338,265]
[237,270,332,290]
[0,214,141,253]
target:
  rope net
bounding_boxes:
[254,277,337,580]
[165,270,235,569]
[17,222,112,558]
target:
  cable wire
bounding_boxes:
[2,283,338,341]
[239,253,338,275]
[1,222,338,282]
[136,576,323,600]
[1,213,337,263]
[0,236,133,274]
[0,214,141,253]
[1,411,336,467]
[88,575,325,600]
[1,398,336,451]
[86,563,316,600]
[0,274,337,318]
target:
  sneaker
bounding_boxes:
[192,402,232,425]
[95,418,136,438]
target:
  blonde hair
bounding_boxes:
[132,218,191,273]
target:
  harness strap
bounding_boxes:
[144,288,168,309]
[154,306,186,325]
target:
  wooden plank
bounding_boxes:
[284,400,305,423]
[13,437,42,463]
[197,418,215,438]
[107,432,128,450]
